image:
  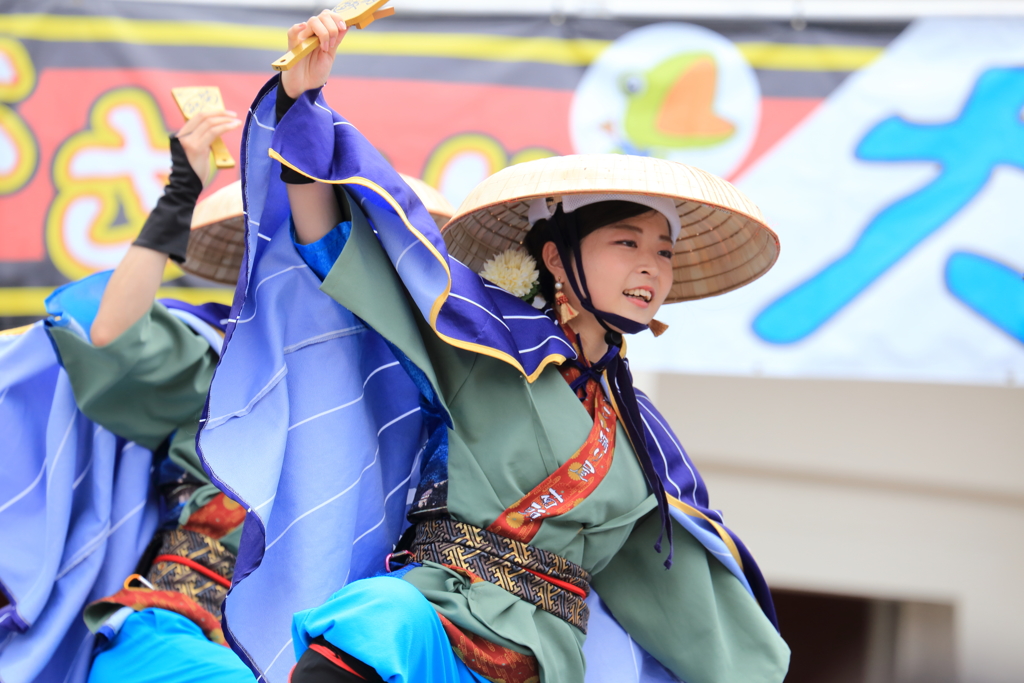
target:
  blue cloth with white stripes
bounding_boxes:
[0,274,230,683]
[0,322,158,683]
[197,74,777,683]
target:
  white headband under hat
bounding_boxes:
[527,193,682,243]
[444,154,778,304]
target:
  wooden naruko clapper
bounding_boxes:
[271,0,395,72]
[170,86,236,169]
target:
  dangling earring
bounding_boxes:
[648,319,669,337]
[554,281,578,324]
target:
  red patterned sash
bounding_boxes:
[85,494,240,645]
[90,587,227,645]
[486,364,616,543]
[438,612,540,683]
[182,492,246,538]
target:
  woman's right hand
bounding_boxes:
[281,10,348,99]
[176,109,242,186]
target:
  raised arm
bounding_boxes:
[279,9,348,246]
[90,109,241,346]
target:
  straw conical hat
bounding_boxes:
[400,173,454,229]
[442,154,779,303]
[182,176,455,285]
[183,180,245,285]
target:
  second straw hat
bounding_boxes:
[183,175,456,285]
[183,180,245,285]
[401,174,454,229]
[443,154,779,303]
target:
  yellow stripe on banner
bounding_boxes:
[341,32,607,66]
[0,13,883,71]
[1,287,60,316]
[0,286,233,317]
[0,14,605,66]
[737,42,883,71]
[0,14,288,51]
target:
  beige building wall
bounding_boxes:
[638,372,1024,683]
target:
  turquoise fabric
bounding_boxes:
[292,577,489,683]
[45,270,114,341]
[292,219,351,280]
[87,608,256,683]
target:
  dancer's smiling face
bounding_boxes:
[542,208,674,327]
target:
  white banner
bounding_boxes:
[631,18,1024,386]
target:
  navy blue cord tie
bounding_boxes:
[567,344,619,396]
[547,206,674,568]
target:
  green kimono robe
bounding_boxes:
[307,195,789,683]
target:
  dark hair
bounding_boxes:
[523,200,655,305]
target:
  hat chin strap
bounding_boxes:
[549,205,649,339]
[548,205,675,568]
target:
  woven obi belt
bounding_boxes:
[410,517,592,633]
[85,493,243,646]
[147,526,236,619]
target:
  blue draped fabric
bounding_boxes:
[197,74,775,683]
[0,276,229,683]
[267,84,576,383]
[196,76,426,682]
[0,322,157,683]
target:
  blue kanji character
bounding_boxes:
[754,67,1024,344]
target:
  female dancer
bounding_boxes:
[203,10,790,683]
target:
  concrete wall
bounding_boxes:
[638,372,1024,683]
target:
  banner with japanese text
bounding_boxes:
[1,2,1020,384]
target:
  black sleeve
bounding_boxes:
[276,86,350,224]
[276,86,315,185]
[131,137,203,263]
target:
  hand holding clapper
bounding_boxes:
[170,86,236,169]
[271,0,395,72]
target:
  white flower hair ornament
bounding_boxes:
[479,248,546,309]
